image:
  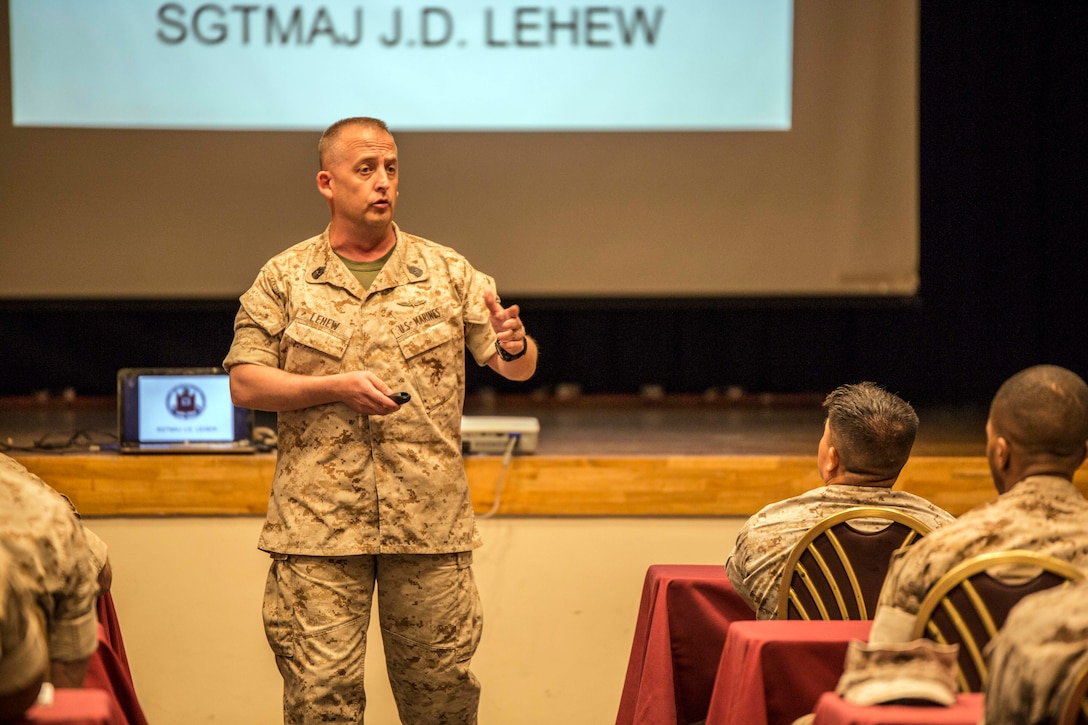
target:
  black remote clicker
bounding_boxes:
[390,392,411,405]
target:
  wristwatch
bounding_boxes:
[495,338,528,362]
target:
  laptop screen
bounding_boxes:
[118,367,252,448]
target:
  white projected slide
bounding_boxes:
[9,1,792,131]
[1,1,919,299]
[137,375,234,442]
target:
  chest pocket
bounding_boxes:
[283,318,352,375]
[397,320,456,359]
[396,319,462,410]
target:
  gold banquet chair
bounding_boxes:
[1058,655,1088,725]
[776,507,933,621]
[911,550,1086,693]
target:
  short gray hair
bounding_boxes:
[318,116,392,169]
[823,381,919,478]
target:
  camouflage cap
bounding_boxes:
[837,638,959,706]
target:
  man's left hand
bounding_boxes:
[484,290,526,351]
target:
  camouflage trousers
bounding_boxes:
[263,552,482,725]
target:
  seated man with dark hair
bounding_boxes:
[791,365,1088,725]
[726,381,954,619]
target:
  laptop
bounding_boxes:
[117,367,256,453]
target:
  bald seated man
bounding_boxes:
[857,364,1088,644]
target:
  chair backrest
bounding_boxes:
[776,507,934,621]
[912,550,1087,693]
[1057,655,1088,725]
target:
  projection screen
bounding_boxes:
[0,0,918,299]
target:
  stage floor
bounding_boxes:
[0,393,988,458]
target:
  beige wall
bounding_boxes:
[89,516,744,725]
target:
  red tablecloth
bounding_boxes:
[616,564,757,725]
[84,594,148,725]
[19,689,123,725]
[705,619,873,725]
[812,691,985,725]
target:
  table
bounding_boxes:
[616,564,757,725]
[811,691,985,725]
[85,593,148,725]
[705,619,873,725]
[20,689,123,725]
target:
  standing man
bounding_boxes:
[224,117,537,724]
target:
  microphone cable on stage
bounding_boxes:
[477,432,519,519]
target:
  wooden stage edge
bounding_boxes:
[14,452,1084,518]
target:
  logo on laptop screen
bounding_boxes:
[166,385,206,419]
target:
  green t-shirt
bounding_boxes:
[335,245,395,291]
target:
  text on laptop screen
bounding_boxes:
[136,374,236,443]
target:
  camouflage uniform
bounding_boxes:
[868,475,1088,643]
[0,455,99,668]
[726,484,955,619]
[984,578,1088,725]
[224,224,498,724]
[0,454,109,579]
[0,541,48,704]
